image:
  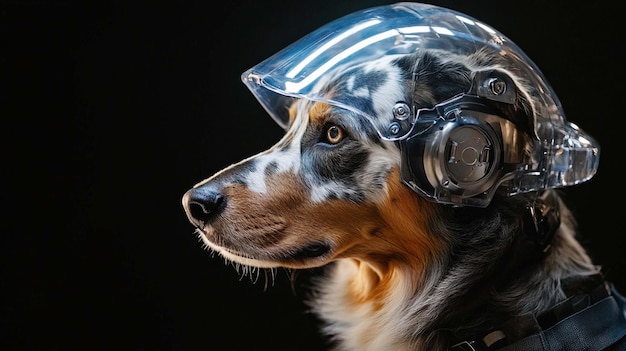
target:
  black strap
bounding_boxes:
[450,283,626,351]
[523,190,560,253]
[499,287,626,351]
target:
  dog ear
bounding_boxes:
[400,50,474,109]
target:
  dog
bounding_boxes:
[182,4,626,350]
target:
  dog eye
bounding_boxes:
[324,125,345,145]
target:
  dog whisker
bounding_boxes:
[287,269,300,295]
[263,270,270,291]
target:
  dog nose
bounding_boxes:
[182,185,226,227]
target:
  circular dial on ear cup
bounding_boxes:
[446,125,493,183]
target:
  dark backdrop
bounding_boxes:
[3,0,624,350]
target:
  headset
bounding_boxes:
[396,70,528,207]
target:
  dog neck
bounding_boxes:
[311,191,602,350]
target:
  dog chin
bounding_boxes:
[215,247,284,268]
[194,231,281,268]
[196,229,333,269]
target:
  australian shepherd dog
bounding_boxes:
[181,25,626,351]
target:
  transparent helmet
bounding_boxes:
[241,2,599,204]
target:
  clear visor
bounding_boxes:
[241,2,599,194]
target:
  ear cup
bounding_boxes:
[401,114,504,206]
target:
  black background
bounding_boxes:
[2,0,624,350]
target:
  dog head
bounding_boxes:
[181,3,599,271]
